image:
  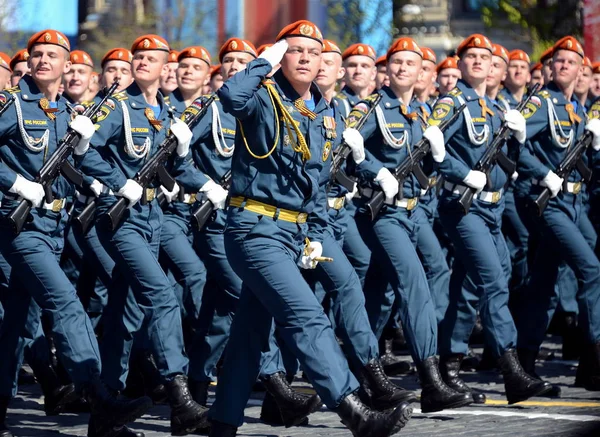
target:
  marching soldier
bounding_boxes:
[0,29,152,437]
[63,50,95,104]
[0,54,11,89]
[9,50,29,88]
[338,43,378,117]
[591,63,600,99]
[159,49,179,95]
[486,43,508,102]
[575,56,594,109]
[375,55,389,90]
[436,56,460,95]
[430,34,551,404]
[100,48,134,92]
[529,62,543,88]
[209,64,223,92]
[540,47,553,85]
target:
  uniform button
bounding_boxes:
[553,98,558,103]
[131,102,137,107]
[23,95,28,99]
[385,102,390,107]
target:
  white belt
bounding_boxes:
[42,198,67,212]
[532,179,582,194]
[443,181,503,204]
[361,188,419,210]
[327,196,345,210]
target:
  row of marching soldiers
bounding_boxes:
[0,18,599,437]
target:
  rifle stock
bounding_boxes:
[191,170,231,231]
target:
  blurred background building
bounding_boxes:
[0,0,597,67]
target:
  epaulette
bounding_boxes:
[111,91,128,101]
[4,85,20,95]
[538,90,551,99]
[364,93,380,103]
[203,93,219,101]
[448,88,462,97]
[163,95,171,105]
[81,100,95,108]
[336,92,348,100]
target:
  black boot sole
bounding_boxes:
[390,404,413,435]
[171,407,210,436]
[506,384,553,405]
[421,395,472,413]
[281,396,322,428]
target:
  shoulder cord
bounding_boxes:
[374,103,409,149]
[14,96,49,153]
[121,101,150,159]
[456,95,489,146]
[210,101,234,158]
[545,98,574,149]
[341,98,351,118]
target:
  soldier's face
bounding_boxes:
[485,56,507,90]
[542,59,553,83]
[437,68,461,94]
[592,73,600,97]
[177,58,210,93]
[221,52,254,79]
[160,61,178,93]
[0,68,11,90]
[551,50,581,88]
[343,55,376,91]
[387,51,422,91]
[281,37,322,86]
[315,52,343,90]
[375,64,390,89]
[102,60,133,92]
[574,66,592,96]
[459,48,492,83]
[63,64,93,99]
[415,60,436,94]
[28,44,71,84]
[530,69,543,87]
[210,73,224,92]
[10,62,30,87]
[506,60,530,89]
[132,50,167,84]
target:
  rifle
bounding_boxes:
[6,82,119,235]
[329,93,383,191]
[366,104,467,220]
[0,93,15,117]
[101,94,216,231]
[190,170,231,231]
[533,131,593,215]
[457,83,541,214]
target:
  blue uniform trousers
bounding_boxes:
[502,189,530,293]
[209,209,359,426]
[355,204,438,363]
[341,202,372,288]
[97,199,188,390]
[515,196,600,351]
[437,199,516,358]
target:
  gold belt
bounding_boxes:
[229,196,308,224]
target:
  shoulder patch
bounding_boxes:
[448,88,462,97]
[112,91,128,101]
[588,102,600,120]
[529,95,542,108]
[428,102,453,126]
[93,105,112,123]
[437,96,454,106]
[364,93,380,103]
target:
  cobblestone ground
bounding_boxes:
[6,338,600,436]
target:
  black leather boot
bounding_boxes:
[391,327,407,353]
[418,356,472,413]
[517,348,561,397]
[28,357,77,416]
[166,375,210,436]
[378,336,411,376]
[497,349,551,404]
[336,392,412,437]
[189,379,210,407]
[259,390,308,427]
[208,421,236,437]
[138,352,167,405]
[83,377,152,437]
[260,372,321,428]
[359,358,417,410]
[88,413,146,437]
[440,355,486,404]
[576,342,600,391]
[562,313,582,361]
[0,396,13,437]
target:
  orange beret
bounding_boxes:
[322,40,342,55]
[0,53,11,72]
[492,43,509,64]
[218,38,257,62]
[343,43,376,61]
[27,29,70,53]
[375,55,387,67]
[436,56,459,74]
[508,49,530,64]
[456,34,493,57]
[276,20,323,44]
[168,50,179,63]
[552,36,584,58]
[386,37,423,60]
[583,56,592,69]
[210,64,222,77]
[593,62,600,74]
[131,34,170,53]
[178,46,211,66]
[256,44,273,57]
[70,50,94,68]
[530,62,542,72]
[101,48,133,68]
[10,49,29,70]
[540,47,553,64]
[421,47,437,64]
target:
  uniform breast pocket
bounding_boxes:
[468,121,490,149]
[21,123,50,152]
[123,128,152,160]
[385,127,409,150]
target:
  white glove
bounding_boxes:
[259,39,288,68]
[511,171,519,181]
[541,170,563,198]
[70,115,95,155]
[375,167,399,202]
[424,125,445,163]
[159,184,180,203]
[300,241,323,270]
[117,179,143,208]
[585,118,600,151]
[504,109,527,144]
[345,183,358,203]
[9,174,45,207]
[89,179,104,197]
[200,179,228,210]
[171,118,193,157]
[342,128,365,165]
[462,170,487,193]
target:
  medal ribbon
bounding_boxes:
[565,103,581,124]
[145,107,163,131]
[39,98,57,120]
[479,98,494,119]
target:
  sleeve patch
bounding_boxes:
[530,95,542,107]
[522,102,539,120]
[353,102,369,114]
[346,109,365,129]
[431,103,452,120]
[93,106,112,123]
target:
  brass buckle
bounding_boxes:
[296,213,308,224]
[406,198,417,211]
[491,191,501,203]
[51,199,65,212]
[333,197,344,210]
[145,188,156,202]
[572,182,581,194]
